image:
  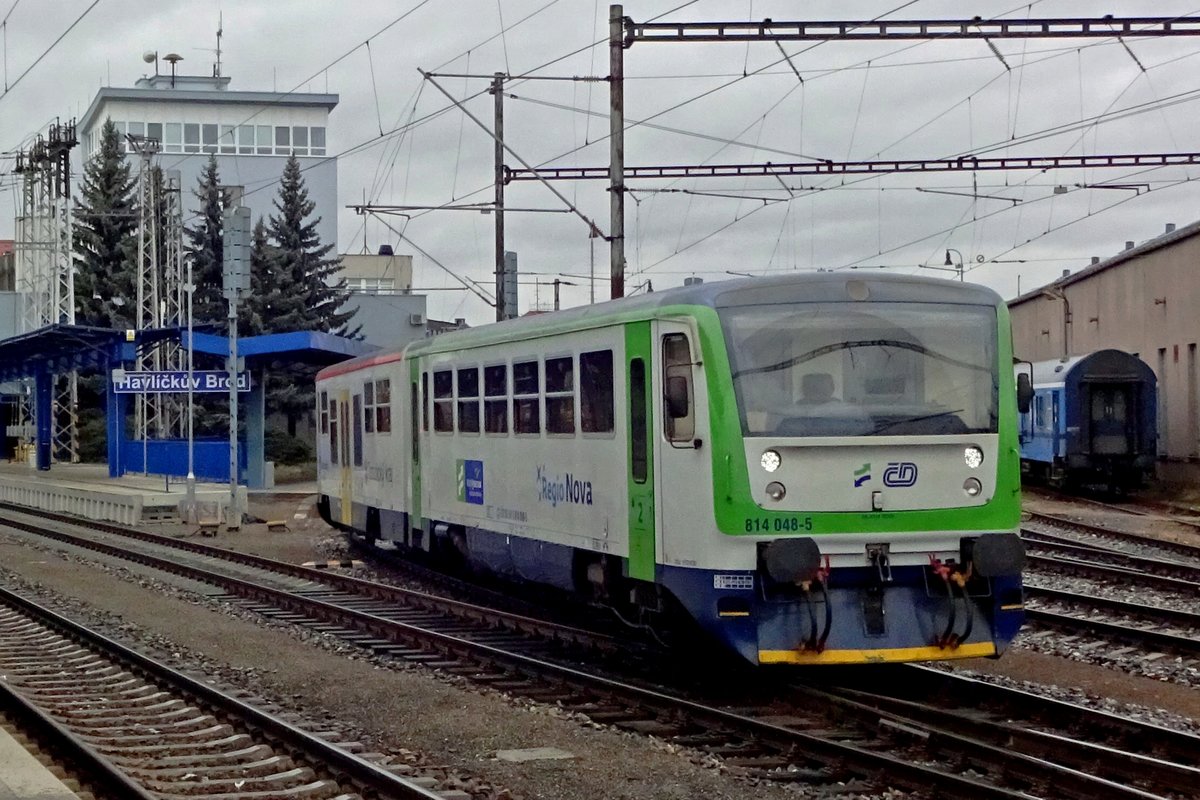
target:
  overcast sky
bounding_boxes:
[3,1,1200,324]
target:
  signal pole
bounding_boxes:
[222,200,251,528]
[609,4,625,299]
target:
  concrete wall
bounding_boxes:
[0,292,18,339]
[1009,230,1200,462]
[343,293,428,350]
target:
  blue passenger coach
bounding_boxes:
[1018,349,1156,492]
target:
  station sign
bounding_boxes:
[111,370,251,394]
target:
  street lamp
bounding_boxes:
[944,249,964,282]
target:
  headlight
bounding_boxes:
[964,446,984,469]
[761,449,782,472]
[963,477,983,497]
[766,481,787,501]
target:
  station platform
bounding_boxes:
[0,720,80,799]
[0,462,232,526]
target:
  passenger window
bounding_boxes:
[484,364,508,434]
[363,381,376,433]
[546,356,575,434]
[630,359,648,483]
[580,350,614,433]
[433,370,453,432]
[319,391,328,433]
[457,367,480,433]
[514,360,540,434]
[352,395,364,466]
[329,397,339,464]
[376,379,391,433]
[663,333,695,442]
[422,373,429,431]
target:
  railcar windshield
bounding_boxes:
[720,302,998,437]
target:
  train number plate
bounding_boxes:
[714,574,754,590]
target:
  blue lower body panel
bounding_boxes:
[660,564,1024,665]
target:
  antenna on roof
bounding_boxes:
[213,12,223,78]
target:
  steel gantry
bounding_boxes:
[12,120,79,463]
[593,7,1200,297]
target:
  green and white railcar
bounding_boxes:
[316,273,1026,665]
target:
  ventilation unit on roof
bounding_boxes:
[409,313,424,326]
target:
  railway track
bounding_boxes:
[1025,486,1200,533]
[0,583,451,800]
[1025,507,1200,563]
[3,505,1199,797]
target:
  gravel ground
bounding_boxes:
[0,532,846,800]
[1023,492,1200,550]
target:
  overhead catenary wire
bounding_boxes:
[0,0,101,105]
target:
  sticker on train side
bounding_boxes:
[744,517,813,533]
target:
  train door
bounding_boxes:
[625,322,656,582]
[1089,383,1133,455]
[338,389,352,525]
[654,321,705,565]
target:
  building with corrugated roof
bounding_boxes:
[1008,221,1200,475]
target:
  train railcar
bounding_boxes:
[316,273,1028,666]
[1018,349,1157,493]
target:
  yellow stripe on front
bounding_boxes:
[718,611,751,617]
[759,641,996,665]
[1000,603,1025,610]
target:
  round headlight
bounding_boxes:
[766,481,787,501]
[761,449,782,473]
[964,446,984,469]
[963,477,983,497]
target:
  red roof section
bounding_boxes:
[316,350,405,381]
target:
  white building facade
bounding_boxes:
[77,73,339,250]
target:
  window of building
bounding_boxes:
[184,123,200,153]
[484,364,508,434]
[164,123,182,153]
[352,395,364,466]
[238,125,254,154]
[202,123,218,153]
[275,125,290,151]
[457,367,480,434]
[220,125,236,154]
[319,390,329,433]
[292,126,308,156]
[580,350,614,434]
[433,370,453,432]
[147,122,163,144]
[256,125,272,155]
[363,381,376,433]
[127,121,145,138]
[545,356,575,435]
[311,126,326,156]
[376,379,391,433]
[514,360,539,434]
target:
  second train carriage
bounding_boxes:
[1018,349,1157,493]
[316,273,1028,666]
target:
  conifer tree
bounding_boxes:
[268,154,355,335]
[184,156,230,331]
[73,119,136,328]
[238,218,273,336]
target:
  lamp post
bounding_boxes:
[944,248,964,282]
[184,257,195,522]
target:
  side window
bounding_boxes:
[422,372,430,432]
[457,367,480,434]
[580,350,614,434]
[319,390,328,433]
[352,394,364,466]
[363,381,376,433]
[514,360,540,434]
[376,379,391,433]
[329,396,339,465]
[630,359,648,483]
[663,333,695,442]
[485,364,508,434]
[434,370,453,432]
[545,356,575,435]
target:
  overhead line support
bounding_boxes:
[626,16,1200,43]
[506,152,1200,182]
